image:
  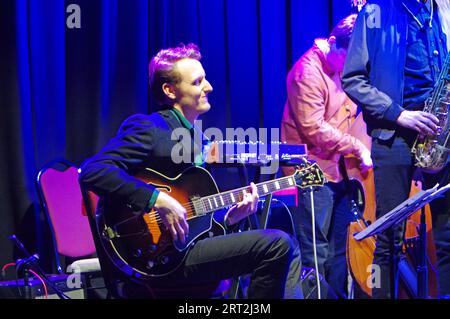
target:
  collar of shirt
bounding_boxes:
[170,108,209,166]
[314,39,335,77]
[436,0,450,50]
[403,0,429,16]
[170,107,193,130]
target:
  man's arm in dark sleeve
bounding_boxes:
[78,114,159,212]
[342,4,404,125]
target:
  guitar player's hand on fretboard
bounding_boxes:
[224,182,259,226]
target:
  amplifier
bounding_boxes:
[0,274,86,299]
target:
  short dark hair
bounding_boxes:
[330,14,357,49]
[149,43,202,105]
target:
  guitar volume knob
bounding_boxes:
[133,249,142,258]
[160,256,170,265]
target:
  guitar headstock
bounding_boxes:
[293,162,326,188]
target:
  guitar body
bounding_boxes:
[344,114,377,296]
[93,162,324,280]
[345,114,439,298]
[345,164,377,296]
[98,166,226,278]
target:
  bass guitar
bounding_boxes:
[96,163,325,278]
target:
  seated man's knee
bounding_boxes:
[265,229,296,259]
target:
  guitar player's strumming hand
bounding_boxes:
[154,191,189,244]
[224,182,259,226]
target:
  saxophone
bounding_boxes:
[411,52,450,173]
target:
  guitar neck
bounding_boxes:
[194,175,297,215]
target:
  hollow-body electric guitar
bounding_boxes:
[97,163,324,278]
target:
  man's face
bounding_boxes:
[328,43,348,74]
[171,58,213,118]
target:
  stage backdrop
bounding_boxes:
[0,0,353,273]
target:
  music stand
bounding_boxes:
[354,182,450,298]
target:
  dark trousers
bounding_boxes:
[293,182,354,298]
[121,229,303,299]
[371,136,450,299]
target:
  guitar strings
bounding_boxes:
[150,177,301,224]
[149,166,316,221]
[147,167,321,228]
[183,177,295,213]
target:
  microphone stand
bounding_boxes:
[10,235,70,299]
[417,207,428,298]
[14,254,39,299]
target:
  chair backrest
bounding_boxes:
[36,160,97,272]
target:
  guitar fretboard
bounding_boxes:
[192,175,298,215]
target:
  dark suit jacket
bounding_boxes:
[79,109,199,213]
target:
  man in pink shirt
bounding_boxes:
[281,14,372,298]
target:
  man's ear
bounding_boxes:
[328,36,336,45]
[162,83,177,101]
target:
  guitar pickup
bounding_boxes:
[103,221,148,240]
[103,227,118,240]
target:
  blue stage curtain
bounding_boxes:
[0,0,353,273]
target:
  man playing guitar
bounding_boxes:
[79,43,305,299]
